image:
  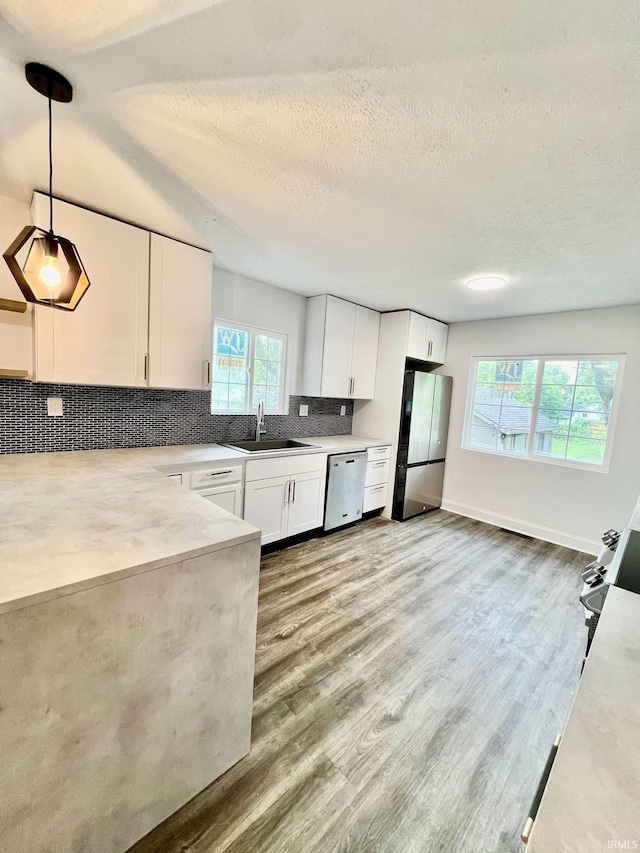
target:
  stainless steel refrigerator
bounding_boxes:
[392,369,452,521]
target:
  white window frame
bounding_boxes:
[211,319,289,415]
[462,354,626,473]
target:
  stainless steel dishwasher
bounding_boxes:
[324,451,368,531]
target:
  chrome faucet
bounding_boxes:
[255,400,266,441]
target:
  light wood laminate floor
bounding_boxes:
[130,511,586,853]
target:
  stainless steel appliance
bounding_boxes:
[392,368,452,521]
[324,451,368,531]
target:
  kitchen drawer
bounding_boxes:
[365,459,390,487]
[245,452,327,483]
[191,464,243,489]
[363,483,387,513]
[367,445,391,462]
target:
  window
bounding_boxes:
[211,320,287,414]
[463,356,624,470]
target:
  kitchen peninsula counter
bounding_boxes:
[0,445,262,853]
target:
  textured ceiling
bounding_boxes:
[1,0,639,321]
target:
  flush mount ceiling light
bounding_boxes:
[466,275,508,292]
[3,63,90,312]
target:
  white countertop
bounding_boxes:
[528,585,640,851]
[0,434,390,615]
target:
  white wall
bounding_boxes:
[440,305,640,554]
[212,267,307,398]
[0,195,33,374]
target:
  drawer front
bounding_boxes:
[245,452,327,483]
[367,445,391,462]
[365,459,390,487]
[363,483,387,512]
[191,464,243,489]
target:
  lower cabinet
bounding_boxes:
[198,483,243,517]
[244,453,328,545]
[363,445,392,513]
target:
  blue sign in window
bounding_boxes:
[495,361,522,385]
[215,326,247,358]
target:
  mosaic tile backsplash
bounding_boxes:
[0,379,354,455]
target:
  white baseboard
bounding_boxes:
[440,499,600,555]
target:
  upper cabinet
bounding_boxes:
[303,295,380,399]
[0,196,33,377]
[32,194,212,390]
[148,234,212,390]
[406,311,448,365]
[33,195,150,388]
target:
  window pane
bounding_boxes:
[267,362,281,385]
[252,385,266,407]
[538,384,574,412]
[214,325,248,358]
[467,360,538,455]
[541,361,578,385]
[212,383,229,410]
[228,384,247,410]
[255,335,269,360]
[566,437,606,465]
[533,358,617,465]
[576,360,619,387]
[253,359,268,384]
[266,386,279,409]
[268,338,283,362]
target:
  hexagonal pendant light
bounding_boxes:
[3,64,91,312]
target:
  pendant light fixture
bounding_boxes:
[3,63,91,311]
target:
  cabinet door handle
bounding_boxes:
[284,481,291,507]
[292,479,296,503]
[143,353,149,382]
[428,340,433,357]
[204,360,212,388]
[352,376,356,396]
[372,461,386,468]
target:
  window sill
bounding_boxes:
[462,444,610,474]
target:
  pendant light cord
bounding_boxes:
[48,93,53,234]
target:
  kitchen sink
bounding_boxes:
[221,439,320,453]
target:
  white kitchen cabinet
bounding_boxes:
[363,484,387,513]
[351,304,380,399]
[320,295,354,398]
[244,453,327,544]
[426,318,448,365]
[32,193,213,389]
[244,475,291,545]
[287,469,326,537]
[303,295,380,399]
[199,483,244,518]
[33,194,150,387]
[0,196,33,377]
[406,311,448,365]
[148,234,212,390]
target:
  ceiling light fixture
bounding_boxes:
[466,275,508,292]
[3,63,91,312]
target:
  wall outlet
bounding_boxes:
[47,397,64,417]
[340,405,346,416]
[299,404,309,417]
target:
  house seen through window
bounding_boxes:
[211,320,287,414]
[464,356,624,469]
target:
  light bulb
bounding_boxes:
[39,254,61,289]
